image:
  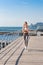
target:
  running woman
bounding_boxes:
[22,21,29,49]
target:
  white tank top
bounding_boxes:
[24,27,27,30]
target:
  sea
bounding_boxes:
[0,27,22,42]
[0,27,22,32]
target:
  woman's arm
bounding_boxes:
[22,26,24,33]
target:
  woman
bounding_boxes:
[22,21,29,49]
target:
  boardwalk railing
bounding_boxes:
[0,34,19,50]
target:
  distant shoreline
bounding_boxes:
[0,31,22,36]
[0,32,18,35]
[0,32,11,35]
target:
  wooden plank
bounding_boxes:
[0,36,43,65]
[0,37,24,65]
[18,36,43,65]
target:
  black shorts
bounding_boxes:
[24,33,28,40]
[24,33,29,44]
[24,33,29,46]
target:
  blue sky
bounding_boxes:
[0,0,43,26]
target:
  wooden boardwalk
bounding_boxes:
[0,36,43,65]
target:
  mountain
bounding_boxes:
[29,22,43,31]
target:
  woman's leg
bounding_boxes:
[24,33,28,49]
[26,35,28,47]
[24,34,27,48]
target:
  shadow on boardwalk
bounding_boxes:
[15,48,25,65]
[28,49,43,52]
[15,48,43,65]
